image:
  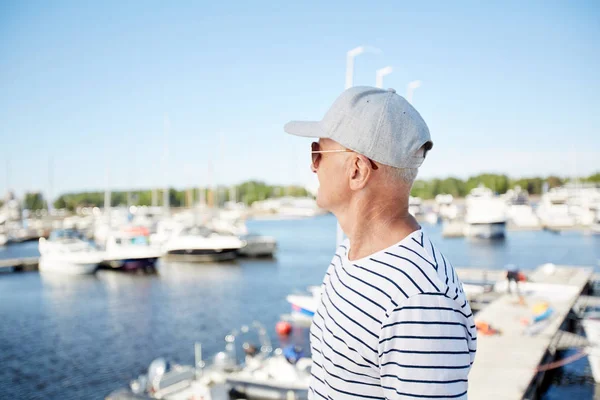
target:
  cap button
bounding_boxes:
[387,88,396,94]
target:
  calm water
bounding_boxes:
[1,215,599,399]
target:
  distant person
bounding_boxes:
[285,86,477,399]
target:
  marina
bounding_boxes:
[1,215,599,399]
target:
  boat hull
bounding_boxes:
[238,236,277,258]
[39,257,99,275]
[228,380,308,400]
[165,249,238,262]
[464,222,506,239]
[583,318,600,382]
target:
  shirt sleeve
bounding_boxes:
[378,293,476,400]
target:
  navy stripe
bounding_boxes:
[310,387,327,400]
[333,261,386,313]
[398,245,436,269]
[316,308,378,366]
[428,239,439,271]
[318,348,379,379]
[411,231,424,247]
[381,348,471,356]
[311,370,325,385]
[381,387,467,399]
[382,320,473,330]
[339,263,398,307]
[322,284,378,339]
[323,380,385,400]
[317,360,380,387]
[320,297,379,353]
[392,305,473,320]
[380,335,468,345]
[384,252,440,292]
[381,374,468,385]
[441,254,449,285]
[367,258,422,294]
[329,265,383,322]
[355,262,410,298]
[313,335,375,371]
[312,322,373,370]
[381,361,472,369]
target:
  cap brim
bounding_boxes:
[284,121,329,138]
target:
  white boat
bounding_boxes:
[435,194,459,221]
[107,322,309,400]
[464,185,507,239]
[582,315,600,383]
[286,286,321,320]
[536,190,576,229]
[106,353,230,400]
[103,226,163,270]
[409,196,424,217]
[224,322,310,400]
[503,187,540,228]
[163,226,244,262]
[38,230,104,275]
[238,234,277,258]
[251,197,324,219]
[0,233,7,246]
[226,348,310,400]
[591,210,600,235]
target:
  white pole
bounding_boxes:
[104,166,111,221]
[338,46,376,247]
[47,156,53,213]
[229,185,236,203]
[375,66,393,89]
[163,114,170,215]
[406,80,422,104]
[152,189,158,207]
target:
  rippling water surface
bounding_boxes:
[1,215,599,399]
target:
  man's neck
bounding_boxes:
[338,196,421,261]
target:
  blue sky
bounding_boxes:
[1,1,599,198]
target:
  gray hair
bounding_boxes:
[383,166,419,187]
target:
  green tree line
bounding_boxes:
[50,181,311,211]
[410,173,599,199]
[14,172,600,211]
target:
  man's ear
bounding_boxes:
[348,155,372,191]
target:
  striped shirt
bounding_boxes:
[309,229,477,400]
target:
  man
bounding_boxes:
[284,86,477,399]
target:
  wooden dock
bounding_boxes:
[463,264,593,400]
[0,257,39,272]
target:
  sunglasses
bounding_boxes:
[310,142,379,170]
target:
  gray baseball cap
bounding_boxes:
[284,86,433,169]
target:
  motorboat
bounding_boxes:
[435,194,459,221]
[38,230,104,275]
[536,189,576,229]
[463,185,507,239]
[238,234,277,258]
[102,226,163,271]
[224,323,310,400]
[504,187,540,229]
[286,286,321,320]
[226,347,310,400]
[107,322,310,400]
[163,226,245,262]
[106,348,231,400]
[408,196,424,218]
[582,312,600,383]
